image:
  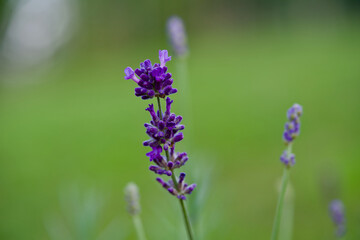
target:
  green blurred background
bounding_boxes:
[0,0,360,239]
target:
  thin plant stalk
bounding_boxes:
[132,215,147,240]
[271,144,292,240]
[279,183,294,240]
[157,96,195,240]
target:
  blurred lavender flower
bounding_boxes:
[283,103,302,144]
[280,150,295,167]
[124,183,147,240]
[167,16,188,57]
[272,103,303,240]
[124,183,141,216]
[280,103,303,168]
[124,50,177,99]
[329,200,346,237]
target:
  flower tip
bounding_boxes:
[173,132,184,143]
[124,67,134,80]
[159,49,171,67]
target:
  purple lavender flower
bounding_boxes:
[283,103,303,144]
[157,173,196,200]
[124,49,196,203]
[329,200,346,237]
[148,147,188,176]
[280,150,295,167]
[124,50,177,100]
[167,16,188,57]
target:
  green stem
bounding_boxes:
[179,196,194,240]
[156,96,195,240]
[132,215,147,240]
[271,144,292,240]
[156,96,163,120]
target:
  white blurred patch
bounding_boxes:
[1,0,77,69]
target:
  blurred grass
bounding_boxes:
[0,20,360,239]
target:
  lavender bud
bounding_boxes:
[173,132,184,143]
[167,16,188,57]
[159,50,171,67]
[179,172,186,184]
[184,184,196,194]
[124,67,140,83]
[167,161,174,169]
[124,182,141,216]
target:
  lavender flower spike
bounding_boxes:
[124,182,147,240]
[124,182,141,215]
[124,49,195,240]
[280,103,303,167]
[167,16,188,57]
[329,200,346,237]
[271,103,303,240]
[124,50,177,100]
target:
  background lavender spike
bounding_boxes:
[124,182,141,216]
[271,104,303,240]
[280,103,303,168]
[329,199,346,237]
[167,16,188,57]
[124,183,147,240]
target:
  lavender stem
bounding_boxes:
[132,215,147,240]
[156,96,194,240]
[271,144,291,240]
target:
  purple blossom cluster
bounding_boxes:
[124,50,196,200]
[329,200,346,237]
[143,97,184,154]
[157,173,196,200]
[148,146,188,176]
[283,104,302,144]
[280,150,295,167]
[124,50,177,99]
